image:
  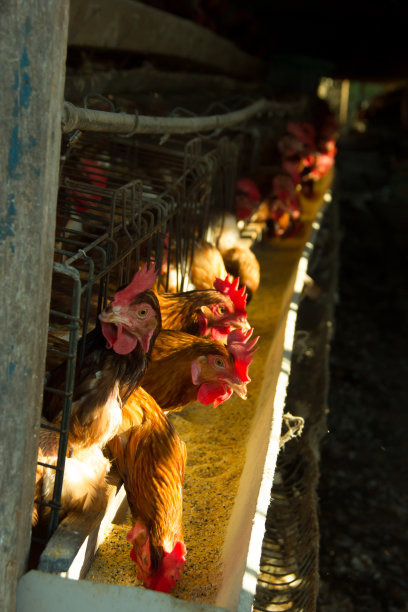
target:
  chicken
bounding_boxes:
[45,264,162,443]
[278,116,337,198]
[249,198,270,223]
[156,274,250,343]
[35,265,162,526]
[278,121,316,188]
[189,240,227,290]
[286,121,316,152]
[159,232,193,293]
[258,172,303,239]
[33,419,110,526]
[108,387,186,593]
[221,245,261,303]
[306,140,337,182]
[141,327,258,412]
[67,157,109,213]
[202,211,261,303]
[235,177,261,220]
[207,211,241,255]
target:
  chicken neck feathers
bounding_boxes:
[156,289,222,334]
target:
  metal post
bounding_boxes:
[0,2,70,610]
[339,79,351,127]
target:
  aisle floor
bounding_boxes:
[317,125,408,611]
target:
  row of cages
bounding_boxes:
[34,123,251,550]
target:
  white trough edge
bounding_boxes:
[217,200,329,612]
[17,199,329,612]
[17,570,229,612]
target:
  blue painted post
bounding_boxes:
[0,2,70,611]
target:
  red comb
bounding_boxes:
[237,177,261,203]
[227,328,259,383]
[147,541,186,593]
[213,275,247,313]
[112,263,157,308]
[287,121,316,149]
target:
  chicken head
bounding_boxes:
[127,522,186,593]
[197,275,250,342]
[190,327,259,408]
[99,264,161,354]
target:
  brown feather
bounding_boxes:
[44,291,161,447]
[190,241,227,290]
[156,289,221,334]
[221,245,260,302]
[108,387,186,562]
[33,419,110,527]
[140,330,233,412]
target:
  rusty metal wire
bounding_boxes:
[34,125,246,548]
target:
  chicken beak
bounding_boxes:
[228,378,248,400]
[233,317,251,333]
[98,308,117,323]
[99,309,157,353]
[99,304,132,325]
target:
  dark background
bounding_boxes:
[65,4,408,608]
[138,3,408,609]
[139,0,408,80]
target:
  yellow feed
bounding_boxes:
[85,177,331,603]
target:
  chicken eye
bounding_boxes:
[137,308,149,318]
[218,305,226,315]
[214,357,225,368]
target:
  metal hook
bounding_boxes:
[122,110,140,138]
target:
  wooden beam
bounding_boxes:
[68,0,267,80]
[65,66,265,105]
[0,2,69,610]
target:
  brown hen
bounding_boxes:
[35,265,161,527]
[141,328,258,412]
[221,244,260,303]
[155,274,250,343]
[108,387,186,593]
[189,240,227,289]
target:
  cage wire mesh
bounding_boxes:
[31,89,332,611]
[33,122,248,550]
[253,446,320,611]
[252,201,337,612]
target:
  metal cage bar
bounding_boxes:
[35,125,247,550]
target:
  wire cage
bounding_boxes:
[32,124,245,555]
[253,451,319,611]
